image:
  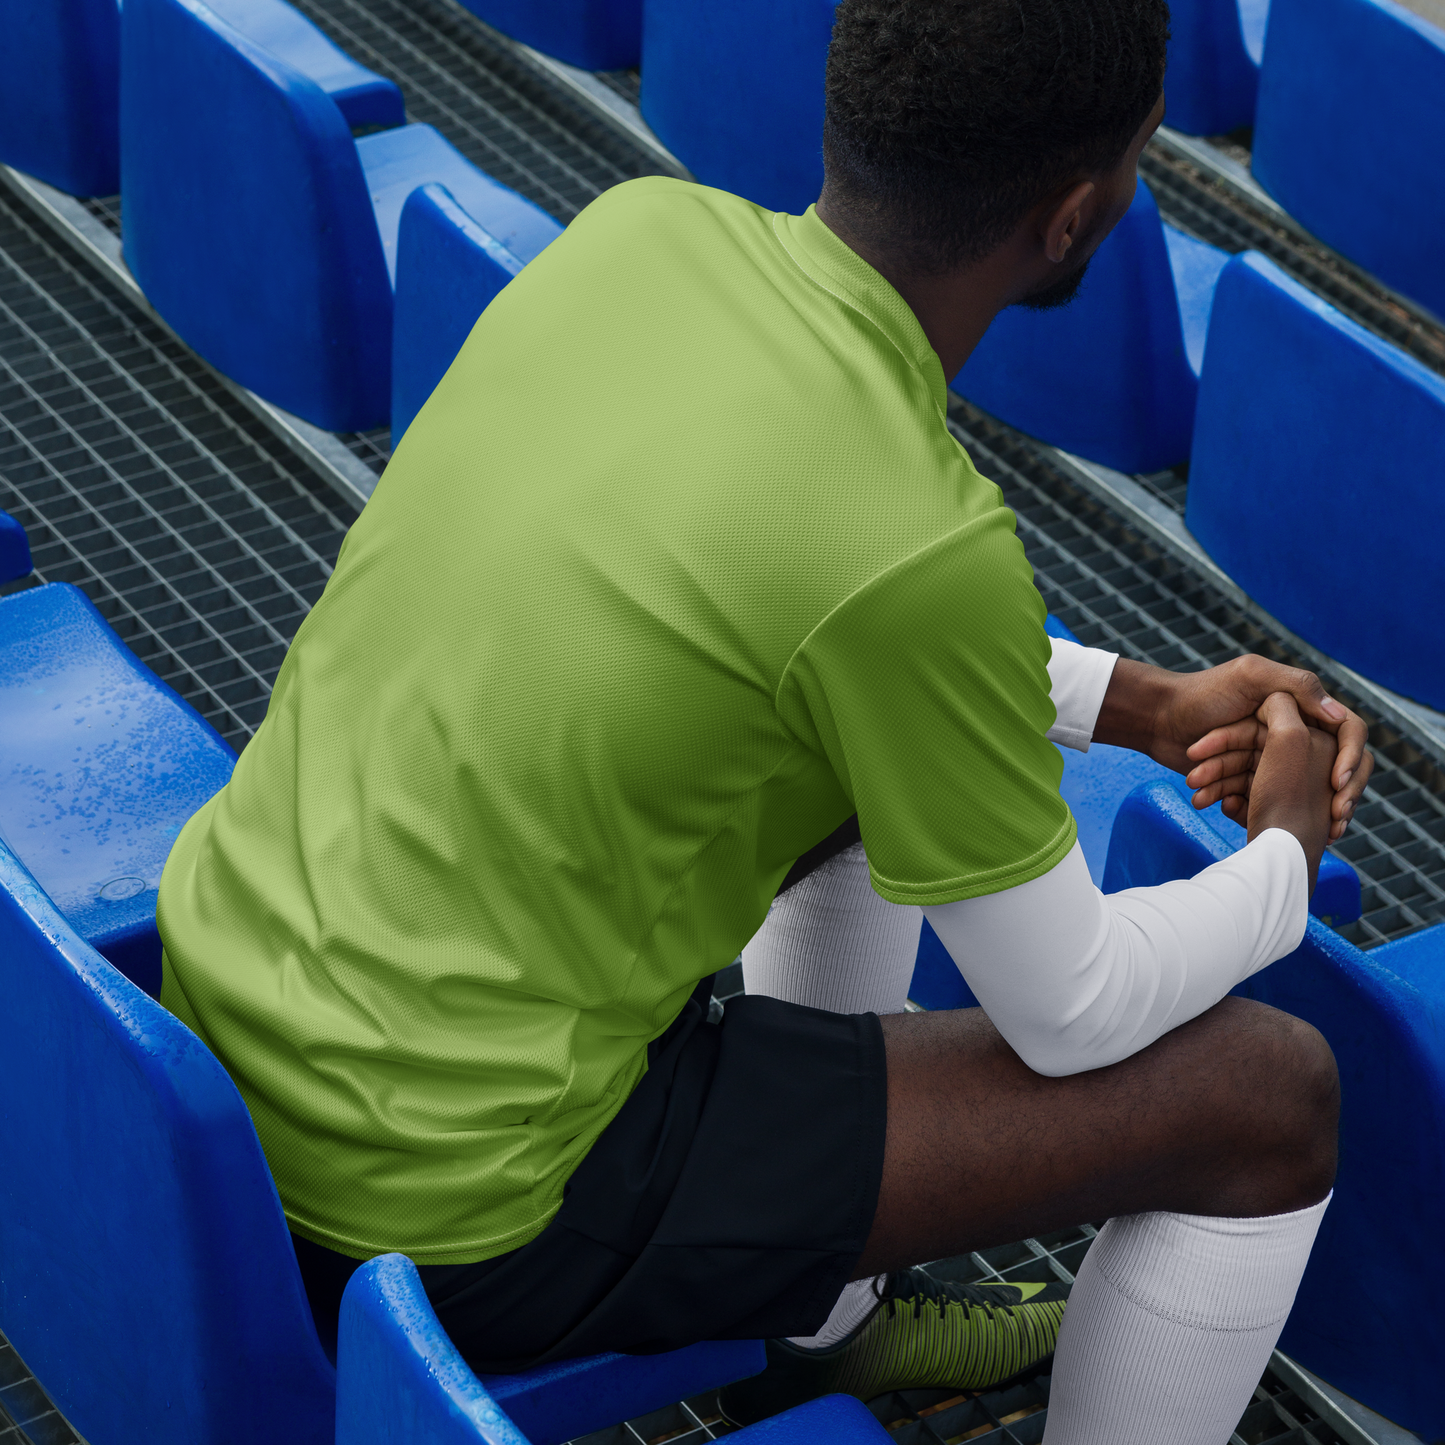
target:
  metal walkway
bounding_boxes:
[0,186,357,752]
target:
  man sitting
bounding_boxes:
[158,1,1372,1440]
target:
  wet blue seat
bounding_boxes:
[455,0,641,71]
[337,1254,880,1445]
[0,836,336,1445]
[1186,252,1445,711]
[640,0,837,215]
[954,181,1230,474]
[0,582,236,997]
[391,182,562,447]
[908,613,1359,1008]
[1161,0,1269,136]
[1252,0,1445,323]
[0,0,120,196]
[1105,779,1445,1442]
[122,0,557,433]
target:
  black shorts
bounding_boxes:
[294,972,888,1372]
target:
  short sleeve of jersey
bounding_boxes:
[776,505,1076,905]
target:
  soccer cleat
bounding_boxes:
[717,1269,1068,1426]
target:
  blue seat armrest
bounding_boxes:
[203,0,405,129]
[480,1339,766,1445]
[339,1256,766,1445]
[359,124,561,287]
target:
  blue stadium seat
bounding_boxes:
[640,0,837,215]
[391,182,562,447]
[0,506,32,581]
[1252,0,1445,323]
[0,834,335,1445]
[0,0,121,197]
[337,1254,882,1445]
[1185,251,1445,712]
[454,0,641,71]
[908,614,1359,1009]
[1104,780,1445,1442]
[1161,0,1269,136]
[0,582,236,997]
[953,182,1230,474]
[122,0,557,432]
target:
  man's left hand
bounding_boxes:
[1094,655,1373,841]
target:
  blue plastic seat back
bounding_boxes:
[203,0,405,130]
[122,0,395,431]
[953,182,1227,474]
[640,0,840,214]
[1162,0,1267,136]
[338,1255,767,1445]
[1103,779,1445,1441]
[0,839,335,1445]
[0,506,32,581]
[0,0,120,196]
[1185,251,1445,710]
[0,583,237,996]
[390,182,563,446]
[456,0,642,71]
[1252,0,1445,322]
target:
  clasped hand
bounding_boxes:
[1095,655,1373,860]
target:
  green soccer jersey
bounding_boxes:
[158,178,1074,1264]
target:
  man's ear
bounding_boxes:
[1043,180,1096,265]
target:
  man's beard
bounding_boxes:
[1015,254,1093,311]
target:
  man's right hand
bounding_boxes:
[1245,693,1338,894]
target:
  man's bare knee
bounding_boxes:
[1206,999,1339,1212]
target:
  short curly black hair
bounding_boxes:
[823,0,1171,273]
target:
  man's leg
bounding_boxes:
[862,999,1339,1445]
[742,840,922,1018]
[742,840,923,1348]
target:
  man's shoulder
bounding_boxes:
[570,177,776,252]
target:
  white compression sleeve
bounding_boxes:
[1046,638,1118,753]
[924,833,1309,1076]
[1044,1195,1331,1445]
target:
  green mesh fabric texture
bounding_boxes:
[159,180,1071,1263]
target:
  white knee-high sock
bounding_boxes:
[787,1276,882,1350]
[1043,1194,1331,1445]
[743,842,922,1016]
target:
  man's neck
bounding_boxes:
[813,196,1015,381]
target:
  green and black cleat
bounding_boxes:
[717,1269,1069,1427]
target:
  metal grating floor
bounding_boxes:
[0,186,358,751]
[0,1333,77,1445]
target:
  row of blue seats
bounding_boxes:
[970,238,1445,716]
[0,0,563,442]
[0,562,1439,1439]
[3,0,1441,719]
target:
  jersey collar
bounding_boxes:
[772,205,947,409]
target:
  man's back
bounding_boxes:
[157,176,1065,1266]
